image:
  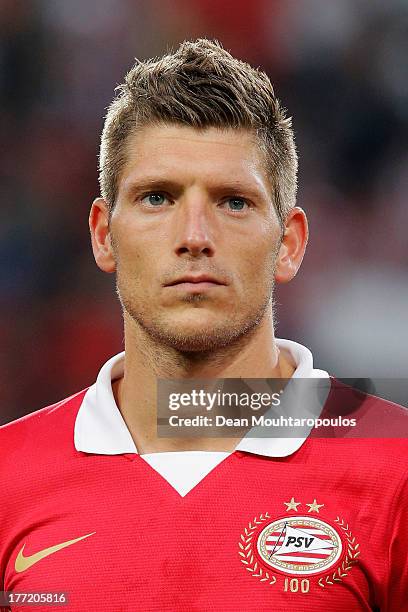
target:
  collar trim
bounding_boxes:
[74,339,330,458]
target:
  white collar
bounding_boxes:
[74,338,330,458]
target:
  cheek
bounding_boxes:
[113,213,168,263]
[114,247,144,298]
[113,227,147,271]
[243,236,279,274]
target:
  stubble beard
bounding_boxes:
[116,276,276,356]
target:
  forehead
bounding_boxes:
[119,124,270,193]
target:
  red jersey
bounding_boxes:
[0,341,407,611]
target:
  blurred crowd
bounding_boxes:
[1,0,407,423]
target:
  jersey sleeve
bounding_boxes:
[386,470,408,611]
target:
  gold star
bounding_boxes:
[306,499,324,513]
[284,497,301,512]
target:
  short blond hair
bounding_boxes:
[99,39,298,225]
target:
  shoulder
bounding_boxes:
[314,377,408,464]
[326,376,408,430]
[0,389,87,464]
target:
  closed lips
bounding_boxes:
[166,276,226,286]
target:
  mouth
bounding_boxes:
[165,275,227,292]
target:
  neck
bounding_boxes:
[113,312,295,453]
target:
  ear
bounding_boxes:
[89,198,116,273]
[274,207,308,284]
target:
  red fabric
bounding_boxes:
[0,386,407,611]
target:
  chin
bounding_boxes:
[145,314,260,354]
[159,321,229,352]
[156,331,238,353]
[123,295,271,353]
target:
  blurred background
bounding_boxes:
[1,0,407,424]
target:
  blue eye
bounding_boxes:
[225,198,248,212]
[141,193,167,206]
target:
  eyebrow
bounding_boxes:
[122,177,269,202]
[123,178,183,200]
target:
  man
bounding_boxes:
[0,39,406,611]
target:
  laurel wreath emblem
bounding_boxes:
[239,512,360,588]
[238,512,277,585]
[317,517,360,588]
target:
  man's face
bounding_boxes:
[109,124,283,352]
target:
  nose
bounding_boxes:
[173,198,216,258]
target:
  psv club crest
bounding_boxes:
[239,499,360,593]
[257,516,342,575]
